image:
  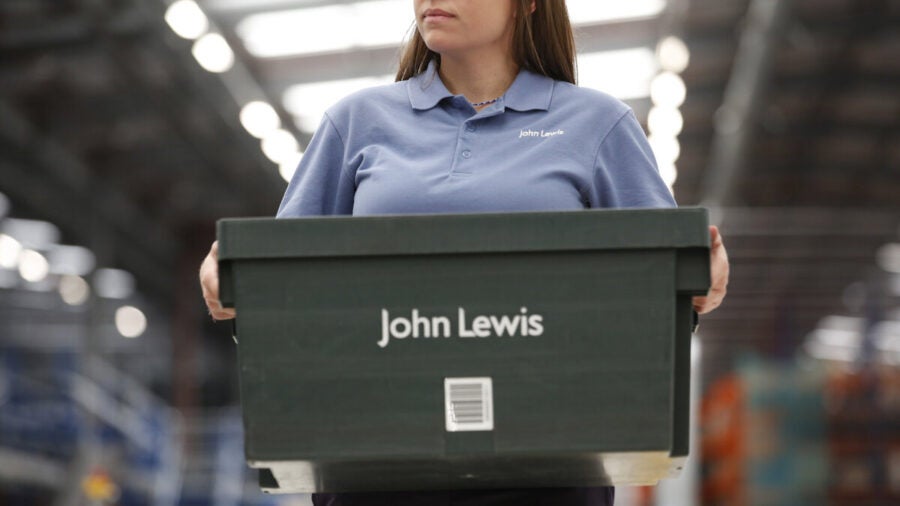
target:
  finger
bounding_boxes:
[692,295,706,312]
[199,241,228,318]
[709,225,723,248]
[199,249,220,303]
[209,307,236,321]
[206,269,219,304]
[200,279,221,315]
[201,269,223,309]
[693,295,722,315]
[204,292,235,318]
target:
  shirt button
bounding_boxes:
[466,125,476,132]
[461,150,472,159]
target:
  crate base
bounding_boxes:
[253,451,687,493]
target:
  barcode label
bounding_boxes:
[444,377,493,432]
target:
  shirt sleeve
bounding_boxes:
[591,110,677,209]
[276,114,355,217]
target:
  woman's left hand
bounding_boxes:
[692,225,729,315]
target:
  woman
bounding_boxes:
[201,1,729,504]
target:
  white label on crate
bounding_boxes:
[378,308,544,348]
[445,377,494,432]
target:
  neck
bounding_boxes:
[438,53,519,107]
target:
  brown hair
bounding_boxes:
[395,0,576,84]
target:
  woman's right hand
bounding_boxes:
[199,241,236,321]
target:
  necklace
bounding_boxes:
[470,96,501,107]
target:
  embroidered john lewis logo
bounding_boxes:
[518,128,565,139]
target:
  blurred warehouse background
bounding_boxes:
[1,0,899,504]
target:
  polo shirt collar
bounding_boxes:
[503,67,554,112]
[408,60,554,112]
[408,61,453,110]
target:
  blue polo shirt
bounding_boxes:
[278,63,673,506]
[277,63,675,218]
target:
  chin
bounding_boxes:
[423,41,463,57]
[420,32,458,53]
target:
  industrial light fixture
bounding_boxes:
[116,306,147,338]
[648,106,684,137]
[803,315,900,365]
[567,0,667,25]
[657,163,678,188]
[804,340,859,363]
[236,0,413,58]
[650,72,687,108]
[18,249,49,283]
[261,129,300,165]
[240,101,281,139]
[164,0,209,40]
[283,75,394,133]
[59,275,91,306]
[0,218,60,250]
[191,33,235,73]
[648,135,681,166]
[279,152,303,183]
[47,244,96,277]
[876,243,900,273]
[0,200,156,342]
[577,48,658,101]
[648,33,690,192]
[0,234,22,269]
[656,36,691,74]
[93,268,135,299]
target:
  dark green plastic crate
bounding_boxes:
[217,208,710,493]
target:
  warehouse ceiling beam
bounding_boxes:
[0,15,93,51]
[0,99,177,299]
[0,0,157,52]
[699,0,793,218]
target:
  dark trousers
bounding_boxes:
[313,487,615,506]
